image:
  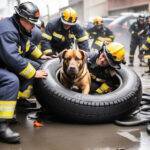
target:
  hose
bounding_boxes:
[115,93,150,134]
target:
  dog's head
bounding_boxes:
[60,49,87,76]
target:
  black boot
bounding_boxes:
[0,121,20,143]
[17,98,36,108]
[128,56,134,67]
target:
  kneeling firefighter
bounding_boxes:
[0,2,50,143]
[88,42,126,94]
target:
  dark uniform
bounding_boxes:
[30,26,52,56]
[141,29,150,72]
[41,17,90,54]
[129,19,146,66]
[30,26,42,46]
[0,15,43,99]
[87,25,115,50]
[88,52,117,94]
[0,2,42,144]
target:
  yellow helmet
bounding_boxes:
[93,16,103,25]
[104,42,126,69]
[61,7,78,25]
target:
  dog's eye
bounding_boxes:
[75,56,81,61]
[65,57,71,61]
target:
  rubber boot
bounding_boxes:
[17,98,36,108]
[128,57,134,67]
[0,120,20,143]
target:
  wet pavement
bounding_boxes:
[0,54,150,150]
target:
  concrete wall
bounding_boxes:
[83,0,108,23]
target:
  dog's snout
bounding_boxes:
[70,66,75,70]
[67,66,78,75]
[69,66,76,72]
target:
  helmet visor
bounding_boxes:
[104,48,120,69]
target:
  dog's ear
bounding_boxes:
[79,49,87,63]
[58,49,68,62]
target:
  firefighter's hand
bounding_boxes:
[35,70,48,79]
[41,54,51,60]
[138,30,144,36]
[51,54,59,58]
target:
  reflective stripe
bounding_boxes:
[18,46,23,54]
[95,40,103,46]
[129,55,134,57]
[18,85,33,99]
[96,87,103,94]
[26,40,30,52]
[19,63,36,79]
[144,55,150,59]
[109,35,115,40]
[43,49,52,55]
[142,44,149,50]
[69,33,75,39]
[146,37,150,43]
[37,44,42,50]
[31,47,43,59]
[96,83,110,94]
[0,101,16,119]
[92,32,97,35]
[42,33,52,41]
[77,34,89,42]
[53,32,65,41]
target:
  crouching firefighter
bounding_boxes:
[87,16,115,51]
[88,42,126,94]
[0,2,50,143]
[41,7,90,56]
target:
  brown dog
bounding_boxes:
[59,49,91,95]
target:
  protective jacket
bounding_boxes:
[141,29,150,58]
[88,52,117,94]
[87,25,114,50]
[129,21,146,64]
[41,17,90,53]
[87,25,114,40]
[0,15,43,79]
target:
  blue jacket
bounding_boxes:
[41,18,90,53]
[0,15,43,79]
[30,26,42,46]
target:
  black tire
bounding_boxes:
[34,59,142,123]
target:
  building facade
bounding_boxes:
[108,0,150,15]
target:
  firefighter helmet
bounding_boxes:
[137,14,145,23]
[104,42,126,69]
[14,2,40,24]
[61,7,78,25]
[93,16,103,25]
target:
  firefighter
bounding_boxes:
[88,42,126,94]
[41,7,90,56]
[140,20,150,73]
[0,2,49,143]
[87,16,115,51]
[128,15,146,66]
